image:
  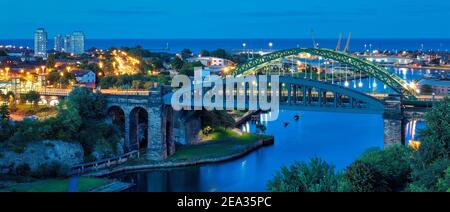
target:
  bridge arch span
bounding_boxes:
[129,106,149,152]
[235,48,416,98]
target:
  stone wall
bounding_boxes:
[384,118,404,147]
[0,140,84,174]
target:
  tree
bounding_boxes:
[200,49,210,57]
[171,56,184,70]
[181,48,192,59]
[0,103,10,121]
[0,50,7,56]
[197,110,235,129]
[408,98,450,192]
[0,91,6,102]
[46,53,56,68]
[267,158,346,192]
[67,87,107,120]
[345,145,411,192]
[24,91,40,106]
[179,61,204,76]
[345,161,389,192]
[210,48,228,59]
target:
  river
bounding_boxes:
[116,67,430,192]
[117,111,425,192]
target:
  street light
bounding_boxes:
[269,42,273,51]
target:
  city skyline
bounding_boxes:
[2,0,450,39]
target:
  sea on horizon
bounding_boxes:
[1,38,449,54]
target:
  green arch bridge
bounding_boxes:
[234,48,417,98]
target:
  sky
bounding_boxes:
[2,0,450,39]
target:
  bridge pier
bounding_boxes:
[124,112,130,150]
[146,87,170,161]
[383,95,405,148]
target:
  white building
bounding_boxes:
[187,56,235,67]
[364,56,414,65]
[63,32,85,55]
[54,34,63,52]
[71,31,85,55]
[34,28,48,58]
[73,70,96,84]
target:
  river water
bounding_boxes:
[117,67,430,192]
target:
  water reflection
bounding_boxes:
[118,67,431,192]
[405,118,426,145]
[119,111,389,192]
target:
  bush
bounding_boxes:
[198,110,235,129]
[267,158,346,192]
[344,145,411,192]
[11,145,26,154]
[15,164,31,176]
[32,162,70,178]
[437,167,450,192]
[345,161,389,192]
[408,98,450,191]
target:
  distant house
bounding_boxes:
[419,79,450,95]
[73,70,96,85]
[187,56,235,67]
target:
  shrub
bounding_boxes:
[15,164,31,176]
[11,145,26,154]
[345,161,389,192]
[408,98,450,191]
[32,162,70,178]
[267,158,345,192]
[344,145,411,192]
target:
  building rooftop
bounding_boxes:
[72,70,93,77]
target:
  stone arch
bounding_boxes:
[107,106,126,134]
[129,107,149,152]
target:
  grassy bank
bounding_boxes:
[171,128,270,161]
[0,177,109,192]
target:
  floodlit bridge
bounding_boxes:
[234,48,417,98]
[19,48,424,161]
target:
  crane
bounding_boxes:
[343,32,352,53]
[311,30,318,48]
[335,32,343,51]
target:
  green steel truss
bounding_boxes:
[234,48,416,98]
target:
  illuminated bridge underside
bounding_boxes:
[163,76,385,114]
[235,48,415,97]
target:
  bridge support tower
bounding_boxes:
[383,95,405,148]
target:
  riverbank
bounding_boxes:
[86,130,274,177]
[0,177,113,192]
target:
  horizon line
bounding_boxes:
[1,37,450,40]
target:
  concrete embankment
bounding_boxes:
[86,137,274,177]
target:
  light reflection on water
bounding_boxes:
[119,111,390,192]
[117,66,430,192]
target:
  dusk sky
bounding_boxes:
[2,0,449,39]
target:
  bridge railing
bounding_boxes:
[15,88,71,96]
[70,150,139,176]
[100,89,149,96]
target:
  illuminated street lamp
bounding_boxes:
[269,42,273,51]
